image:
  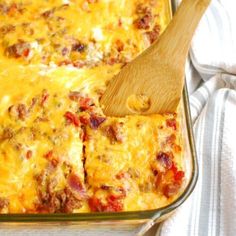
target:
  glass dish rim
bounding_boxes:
[0,0,198,223]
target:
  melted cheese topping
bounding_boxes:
[86,115,183,211]
[0,0,184,213]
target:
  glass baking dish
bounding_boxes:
[0,0,198,234]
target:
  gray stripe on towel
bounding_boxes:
[198,92,217,236]
[216,90,229,236]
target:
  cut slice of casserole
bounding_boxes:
[85,114,184,212]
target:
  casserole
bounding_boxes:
[0,0,198,232]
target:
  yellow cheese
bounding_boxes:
[0,0,184,213]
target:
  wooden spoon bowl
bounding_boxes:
[100,0,211,117]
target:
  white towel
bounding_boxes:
[161,0,236,235]
[190,0,236,79]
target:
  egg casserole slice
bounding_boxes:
[0,0,184,213]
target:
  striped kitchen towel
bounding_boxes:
[161,0,236,235]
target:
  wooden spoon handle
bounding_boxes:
[147,0,211,68]
[100,0,211,116]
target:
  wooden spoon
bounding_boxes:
[100,0,211,117]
